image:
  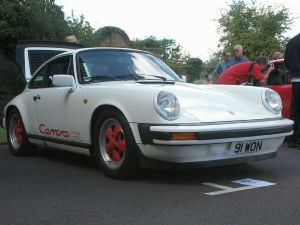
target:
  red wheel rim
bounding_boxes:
[14,118,23,144]
[104,124,125,162]
[9,114,23,149]
[99,118,126,169]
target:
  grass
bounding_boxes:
[0,127,7,143]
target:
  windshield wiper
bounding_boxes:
[118,73,168,81]
[86,75,117,82]
[147,75,167,81]
[131,74,167,81]
[118,74,145,81]
[88,74,146,82]
[86,74,168,82]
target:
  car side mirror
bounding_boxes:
[52,75,77,92]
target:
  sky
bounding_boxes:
[55,0,300,61]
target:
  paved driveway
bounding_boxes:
[0,143,300,225]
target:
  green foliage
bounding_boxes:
[132,36,187,62]
[193,78,207,85]
[132,36,163,54]
[205,51,223,68]
[66,12,94,46]
[185,58,203,82]
[0,0,206,83]
[0,127,6,143]
[217,0,292,60]
[0,0,68,57]
[0,51,26,92]
[132,36,194,76]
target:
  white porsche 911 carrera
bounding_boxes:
[2,41,293,178]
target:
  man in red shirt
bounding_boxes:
[217,56,274,85]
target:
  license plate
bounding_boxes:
[230,140,263,154]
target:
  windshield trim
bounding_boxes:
[76,49,181,84]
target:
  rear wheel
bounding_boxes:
[7,109,36,156]
[93,110,140,179]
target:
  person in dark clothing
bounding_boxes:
[268,52,285,85]
[267,63,286,85]
[285,33,300,148]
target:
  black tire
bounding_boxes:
[92,110,140,179]
[6,109,36,156]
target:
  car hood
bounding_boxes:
[134,82,276,122]
[86,81,279,123]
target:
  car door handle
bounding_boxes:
[33,95,41,101]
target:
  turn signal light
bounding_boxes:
[171,132,197,140]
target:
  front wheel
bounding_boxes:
[93,110,140,179]
[7,109,36,156]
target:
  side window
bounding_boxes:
[28,50,64,75]
[46,56,73,87]
[68,59,74,76]
[79,57,92,81]
[48,56,71,76]
[29,65,47,89]
[29,55,73,89]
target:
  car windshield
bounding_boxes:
[77,49,181,83]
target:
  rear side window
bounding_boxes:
[28,50,64,75]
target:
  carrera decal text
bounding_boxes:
[39,124,70,137]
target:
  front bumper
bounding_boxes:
[137,151,277,169]
[136,118,293,165]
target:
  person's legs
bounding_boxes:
[288,82,300,147]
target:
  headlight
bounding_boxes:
[154,91,180,120]
[262,89,282,114]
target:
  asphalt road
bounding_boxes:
[0,143,300,225]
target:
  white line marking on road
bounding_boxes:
[202,182,235,190]
[203,178,276,195]
[204,184,257,196]
[232,178,276,187]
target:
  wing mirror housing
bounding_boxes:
[52,75,77,92]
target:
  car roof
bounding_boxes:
[69,47,155,55]
[17,40,85,49]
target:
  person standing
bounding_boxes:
[212,50,231,77]
[267,52,285,85]
[217,56,274,85]
[228,44,249,67]
[203,74,213,84]
[285,33,300,148]
[271,52,284,60]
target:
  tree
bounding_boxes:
[0,0,70,98]
[132,36,190,74]
[0,0,68,57]
[66,12,94,47]
[217,0,292,60]
[185,58,203,82]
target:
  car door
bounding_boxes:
[16,40,84,82]
[28,55,82,143]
